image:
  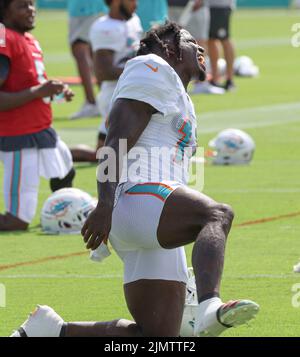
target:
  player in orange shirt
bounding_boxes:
[0,0,75,231]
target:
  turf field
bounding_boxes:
[1,9,300,337]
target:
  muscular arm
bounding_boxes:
[97,99,155,206]
[93,49,124,82]
[82,98,156,249]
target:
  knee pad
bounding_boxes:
[50,167,76,192]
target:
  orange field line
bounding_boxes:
[0,211,299,272]
[0,251,86,272]
[235,211,300,227]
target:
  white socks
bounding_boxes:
[194,297,226,337]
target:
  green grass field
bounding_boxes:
[1,9,300,337]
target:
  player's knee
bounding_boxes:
[213,203,235,225]
[50,167,76,192]
[208,203,234,225]
[220,203,234,221]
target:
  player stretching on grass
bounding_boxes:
[0,0,75,231]
[11,22,259,337]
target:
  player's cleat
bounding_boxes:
[190,81,225,95]
[10,305,64,337]
[70,102,100,120]
[194,298,259,337]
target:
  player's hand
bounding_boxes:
[193,0,203,12]
[34,80,65,99]
[62,84,74,102]
[81,205,113,250]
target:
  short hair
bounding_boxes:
[137,21,183,61]
[0,0,13,22]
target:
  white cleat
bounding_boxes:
[190,81,225,95]
[194,298,259,337]
[10,305,64,337]
[70,102,100,120]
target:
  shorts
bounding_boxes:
[97,81,117,135]
[209,7,232,40]
[168,6,210,41]
[0,139,73,223]
[69,15,99,45]
[109,181,189,284]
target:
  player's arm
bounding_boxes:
[93,49,124,82]
[82,98,156,250]
[0,54,10,85]
[0,65,69,112]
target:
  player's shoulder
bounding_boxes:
[126,54,173,71]
[125,54,176,80]
[1,26,21,43]
[129,13,142,26]
[24,32,37,43]
[90,15,124,34]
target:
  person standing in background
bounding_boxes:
[0,0,75,231]
[136,0,168,32]
[207,0,236,91]
[168,0,224,94]
[70,0,142,163]
[68,0,107,119]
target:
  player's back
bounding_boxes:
[111,54,197,187]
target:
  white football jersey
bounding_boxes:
[110,54,198,188]
[89,14,143,94]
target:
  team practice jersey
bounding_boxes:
[0,28,52,136]
[111,54,197,187]
[89,14,143,93]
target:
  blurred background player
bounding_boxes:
[70,0,143,162]
[68,0,107,119]
[136,0,168,33]
[207,0,236,91]
[168,0,224,94]
[0,0,75,231]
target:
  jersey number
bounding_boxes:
[174,118,192,163]
[34,59,50,104]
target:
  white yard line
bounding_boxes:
[205,188,300,194]
[0,274,297,280]
[44,37,291,64]
[236,37,290,49]
[197,102,300,134]
[57,102,300,146]
[0,274,122,279]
